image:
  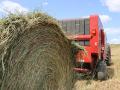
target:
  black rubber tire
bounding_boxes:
[105,44,111,66]
[97,60,107,80]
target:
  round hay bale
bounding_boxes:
[0,12,74,90]
[0,45,4,87]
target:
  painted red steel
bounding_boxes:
[62,15,106,73]
[74,15,105,73]
[73,68,89,73]
[74,15,101,63]
[67,35,91,40]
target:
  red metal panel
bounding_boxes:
[84,46,92,62]
[67,34,91,40]
[59,15,107,74]
[79,15,100,63]
[89,15,99,54]
[59,15,103,64]
[73,68,89,73]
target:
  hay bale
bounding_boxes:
[0,12,74,90]
[0,45,4,87]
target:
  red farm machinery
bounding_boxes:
[59,15,111,80]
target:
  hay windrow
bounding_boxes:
[0,12,74,90]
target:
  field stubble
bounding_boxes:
[73,44,120,90]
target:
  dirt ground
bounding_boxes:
[73,44,120,90]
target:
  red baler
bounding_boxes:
[59,15,111,80]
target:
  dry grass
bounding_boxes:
[73,44,120,90]
[0,12,75,90]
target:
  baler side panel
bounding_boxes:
[90,16,99,54]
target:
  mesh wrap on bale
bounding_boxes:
[0,12,74,90]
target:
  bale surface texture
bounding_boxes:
[0,12,74,90]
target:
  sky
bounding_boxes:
[0,0,120,44]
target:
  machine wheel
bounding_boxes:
[105,44,111,66]
[97,60,107,80]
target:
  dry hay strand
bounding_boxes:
[0,12,74,90]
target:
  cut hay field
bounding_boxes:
[73,44,120,90]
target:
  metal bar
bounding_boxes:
[67,35,91,40]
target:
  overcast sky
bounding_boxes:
[0,0,120,44]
